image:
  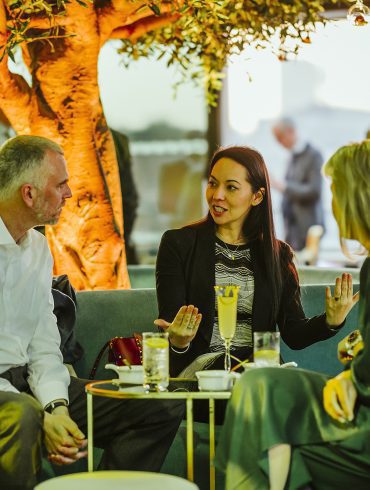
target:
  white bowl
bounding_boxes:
[105,364,144,384]
[195,370,240,392]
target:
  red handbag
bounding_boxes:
[89,334,142,379]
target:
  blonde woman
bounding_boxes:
[217,140,370,490]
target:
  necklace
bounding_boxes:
[216,232,246,260]
[219,239,241,260]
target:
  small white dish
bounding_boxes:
[105,364,144,384]
[195,370,240,392]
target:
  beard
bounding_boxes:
[33,198,62,226]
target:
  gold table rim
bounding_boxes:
[85,379,232,400]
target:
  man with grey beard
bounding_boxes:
[0,135,184,489]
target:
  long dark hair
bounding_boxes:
[208,145,283,322]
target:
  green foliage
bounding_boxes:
[0,0,80,61]
[119,0,340,105]
[0,0,341,104]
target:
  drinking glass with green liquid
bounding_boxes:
[215,285,240,372]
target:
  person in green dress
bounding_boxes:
[216,139,370,490]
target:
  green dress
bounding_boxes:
[216,257,370,490]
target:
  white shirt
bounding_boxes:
[0,217,70,407]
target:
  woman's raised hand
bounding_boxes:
[325,273,360,327]
[323,370,357,423]
[154,305,202,349]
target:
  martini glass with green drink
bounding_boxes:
[215,285,240,372]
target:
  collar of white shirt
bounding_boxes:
[0,216,31,247]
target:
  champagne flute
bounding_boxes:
[215,285,240,371]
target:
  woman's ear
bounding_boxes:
[252,187,265,206]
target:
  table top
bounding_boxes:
[86,380,232,400]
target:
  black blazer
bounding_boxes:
[156,219,337,376]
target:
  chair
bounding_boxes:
[35,471,199,490]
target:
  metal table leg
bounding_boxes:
[209,398,216,490]
[87,392,94,472]
[186,397,194,481]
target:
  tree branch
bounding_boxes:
[98,1,180,44]
[110,13,180,41]
[0,1,31,132]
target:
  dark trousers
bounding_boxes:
[0,391,43,490]
[1,367,185,485]
[68,376,184,471]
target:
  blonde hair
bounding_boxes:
[323,140,370,247]
[0,135,63,201]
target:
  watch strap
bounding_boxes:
[44,400,69,413]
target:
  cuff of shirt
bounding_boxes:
[33,381,69,409]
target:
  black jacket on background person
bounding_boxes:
[156,219,339,377]
[282,143,324,251]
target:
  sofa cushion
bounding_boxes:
[281,284,360,376]
[74,289,158,379]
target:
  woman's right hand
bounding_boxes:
[154,305,202,349]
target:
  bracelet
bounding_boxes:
[170,343,191,354]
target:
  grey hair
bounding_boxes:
[273,117,296,132]
[0,135,63,201]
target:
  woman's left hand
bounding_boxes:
[325,273,360,327]
[323,370,357,423]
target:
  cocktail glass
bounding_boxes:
[214,285,240,372]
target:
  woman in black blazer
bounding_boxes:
[155,146,358,377]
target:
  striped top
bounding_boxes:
[210,237,254,353]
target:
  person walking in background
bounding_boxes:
[271,118,324,251]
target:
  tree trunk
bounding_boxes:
[26,6,127,289]
[0,0,178,289]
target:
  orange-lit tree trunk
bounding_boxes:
[0,0,178,289]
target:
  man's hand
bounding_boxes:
[323,370,357,423]
[325,273,360,327]
[154,305,202,349]
[44,409,87,465]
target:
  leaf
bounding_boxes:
[7,48,16,63]
[149,4,161,16]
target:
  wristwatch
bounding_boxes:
[44,400,69,414]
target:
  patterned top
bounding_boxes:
[210,237,254,353]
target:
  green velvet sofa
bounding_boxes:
[128,265,360,289]
[42,284,360,489]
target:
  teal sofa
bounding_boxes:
[128,265,360,289]
[42,284,359,489]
